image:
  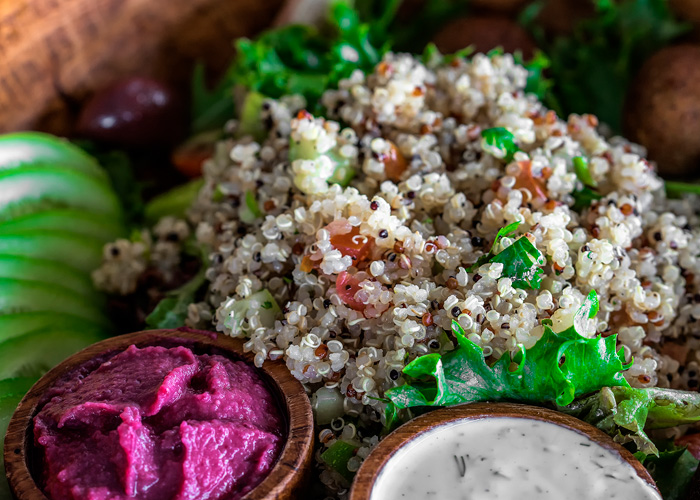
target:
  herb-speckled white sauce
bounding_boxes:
[370,417,661,500]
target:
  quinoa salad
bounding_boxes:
[93,50,700,497]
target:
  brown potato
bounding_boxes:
[624,44,700,177]
[432,16,536,59]
[670,0,700,25]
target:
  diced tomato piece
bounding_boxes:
[514,160,548,201]
[383,141,407,182]
[300,255,314,273]
[336,271,366,311]
[677,434,700,460]
[331,227,374,262]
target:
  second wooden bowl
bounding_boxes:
[4,327,314,500]
[350,402,660,500]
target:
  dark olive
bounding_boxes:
[77,77,185,147]
[432,16,537,60]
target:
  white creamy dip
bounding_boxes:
[370,417,661,500]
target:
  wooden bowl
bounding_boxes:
[350,402,660,500]
[3,327,314,500]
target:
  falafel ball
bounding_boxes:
[624,44,700,177]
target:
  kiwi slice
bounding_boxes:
[0,209,125,242]
[0,230,104,273]
[0,312,107,344]
[0,255,100,300]
[0,167,122,222]
[0,326,104,380]
[0,278,109,327]
[0,132,107,182]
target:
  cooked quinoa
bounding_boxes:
[95,51,700,496]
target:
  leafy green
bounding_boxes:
[665,180,700,198]
[480,127,520,163]
[563,386,700,456]
[571,155,603,211]
[467,221,544,289]
[516,50,554,101]
[144,178,204,226]
[145,263,207,329]
[386,291,629,410]
[320,439,359,482]
[637,442,699,500]
[191,62,236,135]
[524,0,690,133]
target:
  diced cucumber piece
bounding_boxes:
[0,209,125,242]
[0,255,100,300]
[0,230,103,273]
[221,289,280,336]
[320,439,360,482]
[0,279,109,327]
[0,326,104,380]
[0,167,122,222]
[0,377,36,398]
[0,312,106,344]
[0,132,108,182]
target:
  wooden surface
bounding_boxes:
[349,402,660,500]
[4,327,314,500]
[0,0,284,134]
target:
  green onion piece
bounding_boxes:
[480,127,520,163]
[573,156,596,187]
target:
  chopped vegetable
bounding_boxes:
[572,185,603,212]
[239,190,264,224]
[311,387,346,425]
[320,439,359,482]
[386,290,629,410]
[516,50,554,101]
[480,127,520,162]
[573,156,596,187]
[219,289,281,337]
[330,226,374,262]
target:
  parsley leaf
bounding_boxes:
[468,221,544,289]
[386,291,629,410]
[480,127,520,163]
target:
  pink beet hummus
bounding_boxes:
[33,344,285,500]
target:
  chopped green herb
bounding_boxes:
[573,156,596,187]
[320,439,359,482]
[261,301,272,310]
[240,190,264,223]
[386,291,629,409]
[468,221,543,289]
[572,186,603,212]
[480,127,520,163]
[515,50,554,102]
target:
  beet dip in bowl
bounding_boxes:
[4,328,314,500]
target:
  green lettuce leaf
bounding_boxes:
[562,386,700,456]
[637,442,699,500]
[145,262,207,329]
[386,290,629,409]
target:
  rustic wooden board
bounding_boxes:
[4,327,314,500]
[0,0,284,134]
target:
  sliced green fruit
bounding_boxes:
[0,167,122,222]
[0,325,104,380]
[0,255,100,300]
[0,377,36,398]
[0,132,107,182]
[0,230,104,273]
[0,209,125,242]
[0,312,106,344]
[0,278,109,327]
